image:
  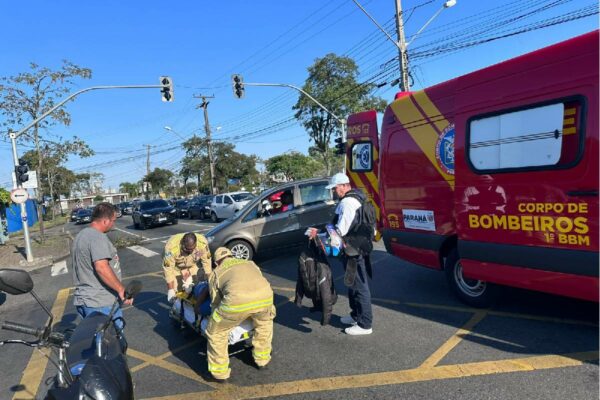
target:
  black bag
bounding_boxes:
[294,238,337,325]
[345,189,377,241]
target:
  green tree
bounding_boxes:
[21,138,93,218]
[212,142,259,192]
[266,151,322,181]
[0,60,92,236]
[293,53,386,174]
[144,168,174,195]
[93,195,105,202]
[119,182,140,198]
[0,188,10,205]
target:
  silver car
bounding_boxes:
[209,191,254,222]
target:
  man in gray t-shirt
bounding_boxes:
[72,203,132,330]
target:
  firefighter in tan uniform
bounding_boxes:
[205,247,276,381]
[163,232,212,302]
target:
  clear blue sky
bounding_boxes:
[1,0,597,191]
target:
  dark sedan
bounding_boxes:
[132,199,178,230]
[187,195,213,220]
[74,208,93,224]
[174,199,190,218]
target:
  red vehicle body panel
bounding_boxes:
[347,31,599,302]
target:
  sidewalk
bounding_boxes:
[0,224,72,271]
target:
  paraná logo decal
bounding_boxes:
[359,145,370,169]
[435,124,455,175]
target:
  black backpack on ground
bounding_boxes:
[294,237,337,326]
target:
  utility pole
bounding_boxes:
[394,0,410,91]
[195,95,216,195]
[146,144,151,175]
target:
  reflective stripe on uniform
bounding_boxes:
[211,310,222,322]
[218,297,273,313]
[253,348,271,360]
[208,362,229,373]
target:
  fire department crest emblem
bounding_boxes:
[435,124,455,175]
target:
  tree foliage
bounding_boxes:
[0,60,92,234]
[265,151,322,181]
[119,182,140,198]
[180,137,259,193]
[144,168,174,194]
[293,53,386,174]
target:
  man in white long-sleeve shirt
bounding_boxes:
[313,173,373,336]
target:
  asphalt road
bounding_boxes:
[0,215,597,400]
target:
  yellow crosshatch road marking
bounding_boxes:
[12,288,70,400]
[21,281,597,399]
[419,310,488,368]
[143,352,599,400]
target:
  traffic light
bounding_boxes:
[160,76,174,102]
[15,159,29,184]
[232,74,245,99]
[334,137,346,156]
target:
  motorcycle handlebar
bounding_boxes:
[1,321,42,338]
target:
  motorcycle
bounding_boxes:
[0,268,142,400]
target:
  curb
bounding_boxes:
[12,234,72,273]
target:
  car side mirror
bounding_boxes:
[0,269,34,295]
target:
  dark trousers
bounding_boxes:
[345,255,373,329]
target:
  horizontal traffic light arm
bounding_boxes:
[10,83,173,140]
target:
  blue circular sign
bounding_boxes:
[435,124,455,175]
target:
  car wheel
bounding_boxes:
[199,210,205,220]
[444,248,496,308]
[227,240,254,260]
[172,219,178,225]
[210,212,218,223]
[188,212,194,220]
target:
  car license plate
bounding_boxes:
[158,217,167,222]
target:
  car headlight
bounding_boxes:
[142,213,151,217]
[206,236,214,244]
[170,209,177,213]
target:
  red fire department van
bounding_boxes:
[346,31,598,306]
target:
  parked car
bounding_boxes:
[119,201,133,215]
[187,195,213,220]
[205,177,335,260]
[174,199,190,218]
[70,208,83,222]
[132,199,178,230]
[209,192,255,222]
[74,208,93,224]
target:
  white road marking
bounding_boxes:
[51,260,68,276]
[127,245,160,258]
[113,226,142,237]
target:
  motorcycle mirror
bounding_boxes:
[0,269,34,295]
[125,280,143,299]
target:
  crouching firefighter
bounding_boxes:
[163,232,212,303]
[205,247,276,381]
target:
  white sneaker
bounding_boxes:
[345,324,372,336]
[340,315,357,325]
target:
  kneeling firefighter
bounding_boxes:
[206,247,276,381]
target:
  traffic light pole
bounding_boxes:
[9,132,33,262]
[242,82,348,172]
[9,81,172,263]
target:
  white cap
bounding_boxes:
[325,173,350,189]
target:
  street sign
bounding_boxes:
[10,188,29,204]
[22,171,38,189]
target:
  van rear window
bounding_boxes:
[468,98,584,172]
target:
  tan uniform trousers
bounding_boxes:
[205,304,276,380]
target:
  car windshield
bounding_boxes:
[176,200,188,206]
[77,209,90,215]
[121,202,131,207]
[231,193,253,202]
[141,200,169,210]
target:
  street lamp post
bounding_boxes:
[353,0,457,91]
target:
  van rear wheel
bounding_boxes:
[227,240,254,260]
[445,248,496,308]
